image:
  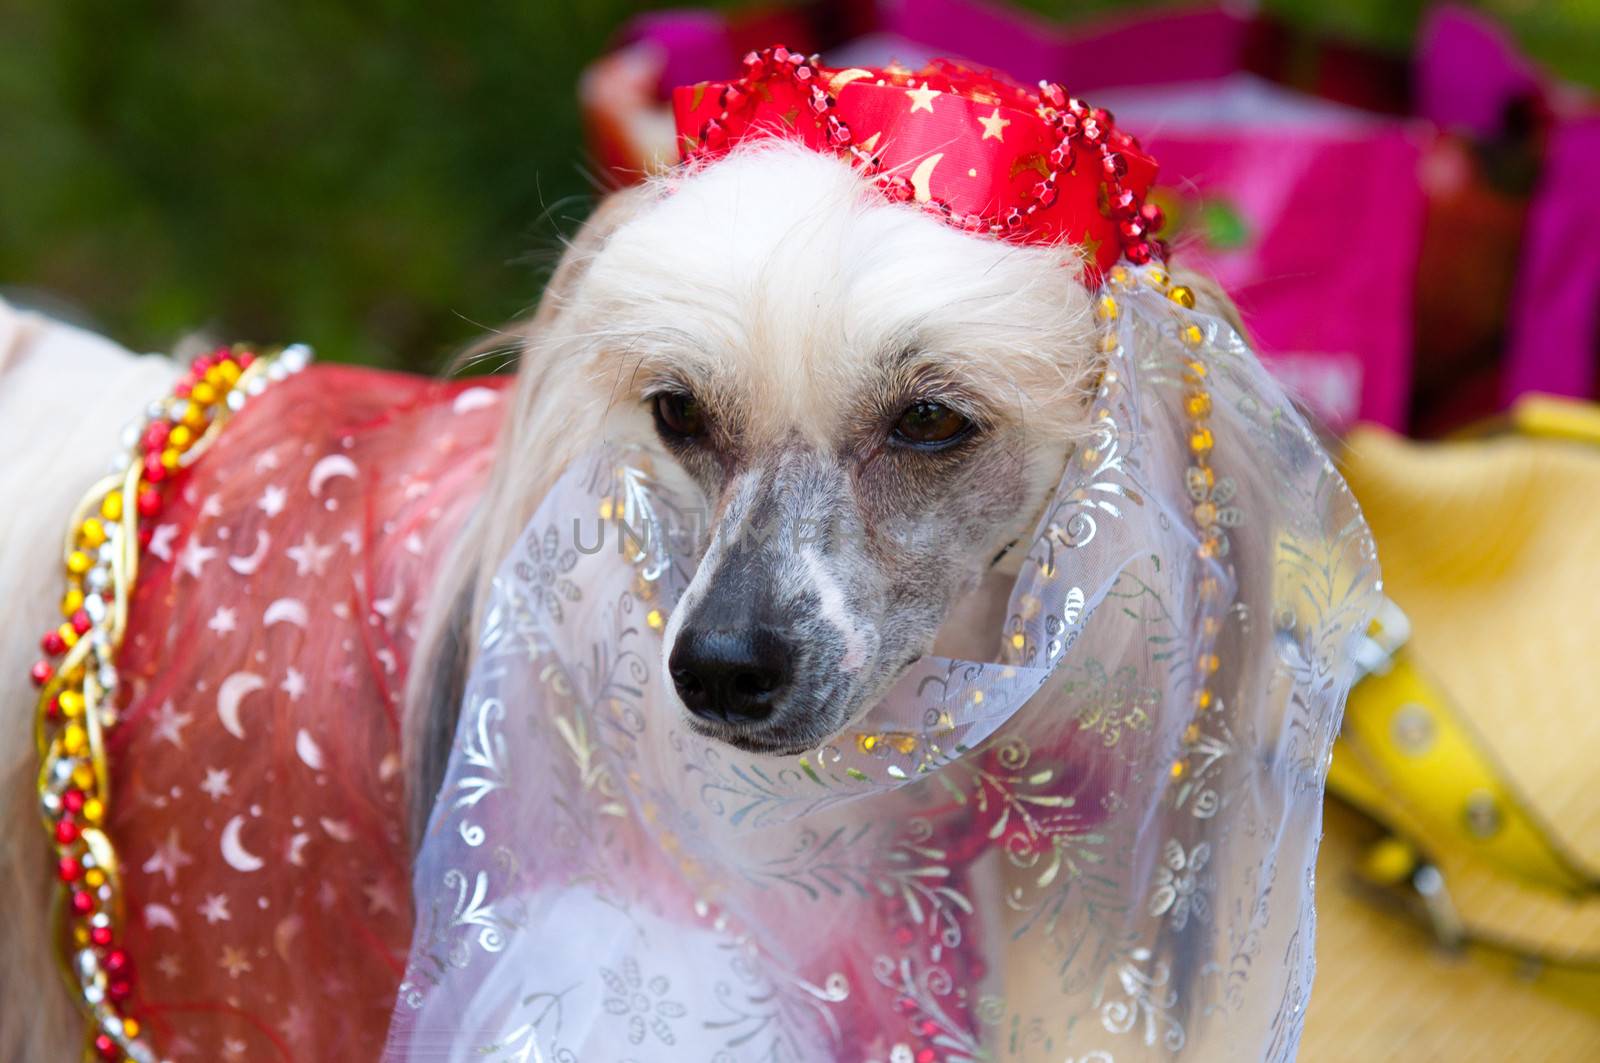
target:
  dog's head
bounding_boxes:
[532,142,1104,753]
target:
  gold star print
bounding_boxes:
[978,107,1011,141]
[905,81,940,114]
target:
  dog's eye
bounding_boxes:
[652,391,707,441]
[891,401,973,450]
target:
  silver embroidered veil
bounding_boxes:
[383,265,1381,1061]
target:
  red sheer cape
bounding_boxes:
[107,365,507,1058]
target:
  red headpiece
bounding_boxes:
[673,46,1164,274]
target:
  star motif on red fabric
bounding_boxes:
[142,827,194,885]
[905,81,940,114]
[978,107,1011,142]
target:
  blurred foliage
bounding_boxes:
[1,1,1593,372]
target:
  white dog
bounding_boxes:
[1,139,1240,1060]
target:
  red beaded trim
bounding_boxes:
[683,45,1168,264]
[32,343,308,1062]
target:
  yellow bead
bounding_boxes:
[857,734,878,752]
[216,360,241,385]
[191,381,218,405]
[204,365,226,388]
[646,608,664,630]
[1193,501,1217,526]
[971,689,984,704]
[1108,265,1131,287]
[1144,266,1170,289]
[1184,390,1211,419]
[1184,723,1202,743]
[1169,285,1196,309]
[892,733,918,754]
[160,447,180,471]
[597,498,614,519]
[57,622,78,649]
[1202,615,1221,637]
[82,798,103,824]
[1170,759,1185,778]
[123,1019,141,1039]
[1195,688,1214,710]
[1011,632,1026,649]
[66,551,91,576]
[99,493,123,521]
[1192,464,1215,489]
[1199,653,1220,675]
[1181,324,1205,347]
[1188,426,1214,456]
[58,690,84,718]
[73,926,90,946]
[61,588,84,618]
[182,403,206,428]
[79,518,106,548]
[1097,295,1119,321]
[62,725,86,755]
[168,424,193,449]
[84,868,106,888]
[71,762,94,788]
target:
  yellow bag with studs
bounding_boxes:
[1302,396,1600,1060]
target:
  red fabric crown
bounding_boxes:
[673,46,1165,273]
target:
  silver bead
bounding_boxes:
[226,389,246,411]
[86,567,111,593]
[84,594,107,623]
[83,984,104,1005]
[75,949,99,979]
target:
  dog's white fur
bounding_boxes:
[0,142,1242,1057]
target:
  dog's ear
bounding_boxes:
[405,183,655,844]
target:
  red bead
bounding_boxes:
[93,1033,117,1060]
[807,85,830,116]
[1068,97,1089,118]
[63,789,85,813]
[46,695,61,721]
[1048,142,1075,170]
[108,979,133,1004]
[1091,106,1115,127]
[882,175,913,202]
[1003,207,1025,230]
[895,996,917,1014]
[142,452,166,484]
[1031,180,1058,209]
[70,890,95,915]
[1140,202,1166,233]
[237,350,254,368]
[1102,152,1128,179]
[105,949,131,976]
[793,63,814,82]
[142,421,169,449]
[58,856,83,882]
[1080,118,1104,145]
[30,660,53,687]
[72,609,92,635]
[55,819,80,845]
[1110,189,1139,216]
[1120,217,1146,241]
[771,46,791,67]
[1126,240,1154,265]
[42,630,66,656]
[917,1050,935,1063]
[90,925,113,947]
[137,526,153,549]
[136,488,161,517]
[742,50,765,80]
[825,115,851,147]
[1040,82,1067,110]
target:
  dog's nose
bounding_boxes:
[669,625,791,725]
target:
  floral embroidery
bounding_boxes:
[601,957,687,1046]
[1149,838,1212,930]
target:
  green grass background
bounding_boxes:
[1,0,1593,372]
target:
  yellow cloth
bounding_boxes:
[1304,404,1600,1058]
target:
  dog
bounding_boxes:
[1,138,1242,1059]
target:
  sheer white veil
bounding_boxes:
[385,264,1379,1061]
